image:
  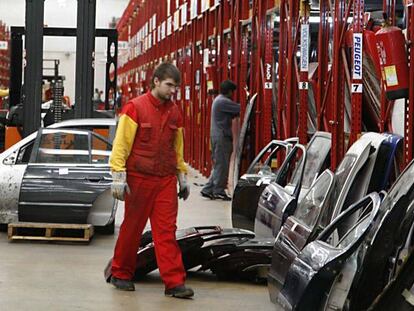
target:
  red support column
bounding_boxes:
[262,22,274,147]
[379,0,397,133]
[239,28,248,116]
[317,0,330,131]
[405,2,414,165]
[0,22,10,92]
[285,0,299,139]
[330,0,346,170]
[249,0,275,153]
[349,0,364,145]
[277,0,288,140]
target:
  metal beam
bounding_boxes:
[317,0,329,130]
[11,27,116,37]
[330,0,347,170]
[349,0,364,145]
[405,3,414,165]
[75,0,96,118]
[298,1,310,144]
[277,0,288,140]
[9,28,23,108]
[105,32,118,109]
[23,0,44,137]
[286,0,300,139]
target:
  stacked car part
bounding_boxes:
[102,131,414,310]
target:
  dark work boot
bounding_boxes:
[164,285,194,299]
[213,193,232,201]
[200,190,214,200]
[110,276,135,291]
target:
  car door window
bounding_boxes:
[91,133,112,164]
[291,136,331,188]
[295,170,334,228]
[33,131,90,164]
[16,141,34,164]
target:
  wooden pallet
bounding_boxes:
[7,222,94,243]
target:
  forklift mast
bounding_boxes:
[9,0,118,137]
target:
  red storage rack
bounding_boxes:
[114,0,414,177]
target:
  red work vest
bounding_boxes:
[126,92,180,177]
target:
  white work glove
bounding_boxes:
[111,171,130,201]
[177,173,190,201]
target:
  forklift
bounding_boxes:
[3,0,118,150]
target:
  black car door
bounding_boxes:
[18,128,112,224]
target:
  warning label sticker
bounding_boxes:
[384,65,399,87]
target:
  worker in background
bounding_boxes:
[201,80,240,201]
[109,62,193,299]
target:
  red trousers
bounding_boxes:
[111,174,186,289]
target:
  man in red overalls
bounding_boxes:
[109,62,193,298]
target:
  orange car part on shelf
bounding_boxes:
[376,25,409,100]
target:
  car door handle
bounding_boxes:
[87,176,102,182]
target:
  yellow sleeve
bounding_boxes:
[175,127,188,174]
[109,114,138,172]
[0,89,9,97]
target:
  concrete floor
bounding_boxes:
[0,169,278,311]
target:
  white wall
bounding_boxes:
[0,0,128,102]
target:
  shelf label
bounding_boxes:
[352,83,363,93]
[300,24,309,72]
[353,33,363,80]
[185,86,190,100]
[299,82,309,90]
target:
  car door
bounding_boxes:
[328,139,372,224]
[285,131,331,201]
[268,169,335,303]
[278,193,381,311]
[232,140,293,231]
[18,128,113,224]
[254,144,307,238]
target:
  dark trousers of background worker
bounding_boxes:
[111,174,186,289]
[202,135,233,196]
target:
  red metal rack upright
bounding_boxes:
[0,21,10,110]
[0,22,10,90]
[406,1,414,166]
[115,0,414,176]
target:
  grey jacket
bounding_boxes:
[210,94,240,138]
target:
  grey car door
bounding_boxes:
[18,128,112,224]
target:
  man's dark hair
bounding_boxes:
[151,62,181,89]
[220,80,237,95]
